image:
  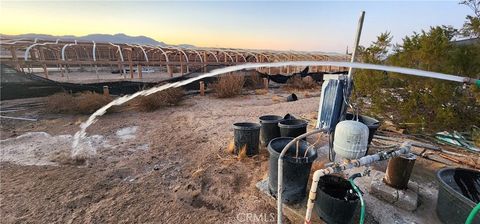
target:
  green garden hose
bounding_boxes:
[465,202,480,224]
[349,177,365,224]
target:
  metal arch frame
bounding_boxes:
[186,48,204,63]
[165,46,189,64]
[24,40,62,61]
[165,46,190,72]
[2,38,28,45]
[24,43,46,61]
[125,43,143,61]
[154,46,170,63]
[225,49,247,62]
[201,49,219,63]
[264,52,282,62]
[241,50,259,62]
[210,48,234,63]
[109,42,124,62]
[252,51,271,63]
[135,44,149,62]
[92,41,97,61]
[274,52,290,61]
[61,40,78,61]
[302,52,317,61]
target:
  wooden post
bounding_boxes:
[39,49,49,78]
[42,64,49,79]
[60,64,65,77]
[199,81,205,96]
[167,65,173,77]
[103,86,110,97]
[203,52,207,73]
[128,51,134,79]
[10,47,21,71]
[263,78,269,90]
[180,55,184,75]
[138,64,143,79]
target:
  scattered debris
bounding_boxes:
[435,131,480,152]
[0,115,37,121]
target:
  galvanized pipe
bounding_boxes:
[347,11,365,86]
[303,141,412,224]
[277,129,327,224]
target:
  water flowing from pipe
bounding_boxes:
[71,61,473,157]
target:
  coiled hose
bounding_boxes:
[349,173,365,224]
[466,202,480,224]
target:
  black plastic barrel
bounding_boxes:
[436,168,480,224]
[259,115,283,146]
[268,137,317,204]
[314,175,359,224]
[278,119,308,138]
[233,122,261,156]
[345,113,380,145]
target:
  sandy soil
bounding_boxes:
[0,89,468,224]
[0,90,320,224]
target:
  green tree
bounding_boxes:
[354,26,479,132]
[460,0,480,37]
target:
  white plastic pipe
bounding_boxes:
[303,141,412,224]
[277,129,327,224]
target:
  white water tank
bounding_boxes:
[333,120,369,159]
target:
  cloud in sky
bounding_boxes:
[0,1,471,53]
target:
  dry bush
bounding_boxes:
[212,75,245,98]
[226,140,235,154]
[283,75,318,90]
[255,89,268,95]
[45,92,76,114]
[76,91,113,114]
[45,91,112,114]
[135,87,184,112]
[244,73,263,90]
[237,145,247,161]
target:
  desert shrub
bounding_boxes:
[244,73,263,90]
[283,75,318,90]
[136,87,184,112]
[45,91,112,114]
[354,26,480,133]
[212,74,245,98]
[45,92,76,114]
[76,91,113,114]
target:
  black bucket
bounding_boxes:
[259,115,283,146]
[314,175,359,224]
[278,119,308,138]
[233,122,261,156]
[345,113,380,145]
[287,93,298,102]
[436,168,480,224]
[268,137,317,204]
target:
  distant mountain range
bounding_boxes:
[1,33,196,48]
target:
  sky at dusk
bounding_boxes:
[0,1,472,53]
